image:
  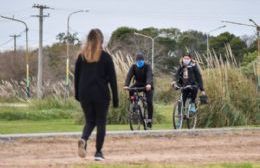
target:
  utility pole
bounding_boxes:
[10,34,21,53]
[33,4,50,99]
[0,15,30,98]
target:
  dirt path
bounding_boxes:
[0,129,259,168]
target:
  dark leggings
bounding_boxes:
[80,101,109,152]
[182,87,198,104]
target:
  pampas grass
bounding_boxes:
[194,44,257,127]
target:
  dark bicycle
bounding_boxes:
[173,85,198,129]
[126,87,148,131]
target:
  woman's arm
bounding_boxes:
[194,64,204,91]
[74,56,81,101]
[107,54,119,107]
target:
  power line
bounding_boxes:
[0,38,13,47]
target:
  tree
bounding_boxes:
[209,32,247,63]
[56,32,80,45]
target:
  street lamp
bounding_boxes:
[66,10,89,92]
[0,15,30,98]
[207,25,226,54]
[134,32,163,70]
[221,20,258,55]
[249,19,260,57]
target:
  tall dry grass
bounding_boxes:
[195,44,257,127]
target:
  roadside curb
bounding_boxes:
[0,127,259,141]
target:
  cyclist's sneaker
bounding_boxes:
[189,103,197,116]
[147,119,152,129]
[78,138,87,158]
[94,151,105,161]
[147,122,152,129]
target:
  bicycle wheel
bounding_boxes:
[129,103,142,131]
[173,100,183,129]
[187,102,197,129]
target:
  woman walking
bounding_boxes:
[74,28,118,161]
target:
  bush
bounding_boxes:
[0,97,80,121]
[0,107,73,121]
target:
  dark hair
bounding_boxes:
[135,51,145,61]
[183,53,192,58]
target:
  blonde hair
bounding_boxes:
[81,28,104,62]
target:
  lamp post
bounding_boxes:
[66,10,88,95]
[206,25,226,54]
[0,15,30,97]
[134,32,162,71]
[249,19,260,57]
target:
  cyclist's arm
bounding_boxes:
[146,64,153,85]
[193,64,204,91]
[174,66,181,86]
[74,55,82,101]
[124,65,134,87]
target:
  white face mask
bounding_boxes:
[183,59,191,65]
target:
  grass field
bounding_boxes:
[0,119,174,134]
[74,163,260,168]
[0,103,173,134]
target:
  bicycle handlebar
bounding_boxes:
[175,85,198,91]
[125,87,146,91]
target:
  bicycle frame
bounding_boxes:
[127,87,148,130]
[173,85,198,129]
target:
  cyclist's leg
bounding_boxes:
[182,89,189,105]
[189,88,198,113]
[145,90,154,127]
[191,87,198,103]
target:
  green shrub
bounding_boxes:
[0,107,73,121]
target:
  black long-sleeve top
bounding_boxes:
[74,50,119,107]
[124,63,153,87]
[175,63,204,91]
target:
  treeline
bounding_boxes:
[108,27,257,72]
[0,27,258,82]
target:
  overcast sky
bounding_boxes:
[0,0,259,51]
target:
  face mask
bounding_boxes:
[183,59,191,65]
[136,60,145,68]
